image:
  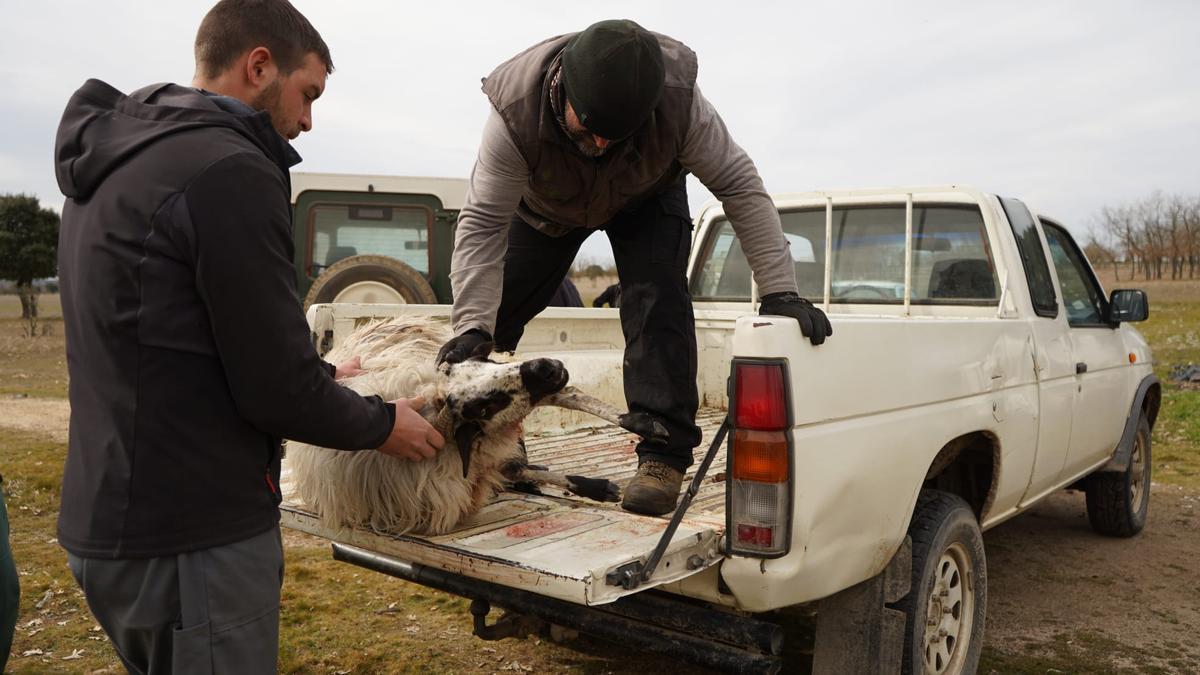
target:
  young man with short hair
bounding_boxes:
[54,1,441,670]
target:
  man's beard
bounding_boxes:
[249,80,289,138]
[567,127,608,158]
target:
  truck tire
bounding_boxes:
[304,255,436,309]
[893,490,986,675]
[1085,415,1151,537]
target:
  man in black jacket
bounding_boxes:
[53,1,442,671]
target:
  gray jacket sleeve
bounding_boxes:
[679,86,799,297]
[449,111,530,334]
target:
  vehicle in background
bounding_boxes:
[289,172,467,307]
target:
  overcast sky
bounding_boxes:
[2,1,1197,264]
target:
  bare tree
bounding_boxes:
[1091,191,1200,282]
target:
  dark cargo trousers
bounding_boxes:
[66,526,284,675]
[494,179,702,472]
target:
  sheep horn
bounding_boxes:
[431,404,474,477]
[432,404,455,439]
[537,386,670,446]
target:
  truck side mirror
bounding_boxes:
[1109,289,1148,323]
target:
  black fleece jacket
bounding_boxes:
[53,79,393,558]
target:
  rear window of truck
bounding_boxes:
[693,204,999,305]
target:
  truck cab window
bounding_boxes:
[1042,221,1109,326]
[309,203,432,275]
[999,197,1058,318]
[692,204,998,305]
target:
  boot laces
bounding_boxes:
[640,461,678,482]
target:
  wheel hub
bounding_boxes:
[923,542,974,674]
[1130,436,1146,507]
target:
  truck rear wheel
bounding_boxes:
[894,490,986,675]
[304,255,437,309]
[1085,415,1151,537]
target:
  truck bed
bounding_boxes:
[280,407,729,606]
[522,407,728,515]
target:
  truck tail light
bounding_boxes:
[728,361,791,557]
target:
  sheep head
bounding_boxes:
[433,355,569,477]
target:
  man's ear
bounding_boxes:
[244,46,277,89]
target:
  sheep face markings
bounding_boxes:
[440,357,568,476]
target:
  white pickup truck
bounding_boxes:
[284,185,1158,674]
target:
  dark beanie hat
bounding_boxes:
[561,19,665,141]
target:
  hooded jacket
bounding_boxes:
[54,79,394,559]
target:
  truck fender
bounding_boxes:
[1100,374,1160,473]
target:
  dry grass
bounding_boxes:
[0,295,67,400]
[1095,272,1200,490]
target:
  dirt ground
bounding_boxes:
[0,399,68,444]
[980,485,1200,672]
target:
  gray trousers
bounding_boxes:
[67,526,284,675]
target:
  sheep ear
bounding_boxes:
[453,422,482,478]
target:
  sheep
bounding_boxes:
[286,316,668,536]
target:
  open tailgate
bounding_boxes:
[280,409,728,606]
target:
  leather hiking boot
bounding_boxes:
[621,460,684,516]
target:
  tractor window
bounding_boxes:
[308,204,433,275]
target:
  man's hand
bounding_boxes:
[376,396,444,461]
[759,292,833,346]
[333,356,365,380]
[436,328,494,365]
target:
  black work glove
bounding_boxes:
[759,292,833,346]
[592,283,621,308]
[436,328,494,365]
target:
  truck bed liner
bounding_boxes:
[280,407,728,605]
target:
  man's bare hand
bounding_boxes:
[376,396,444,461]
[334,355,366,380]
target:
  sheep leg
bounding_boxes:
[539,387,670,446]
[518,468,621,503]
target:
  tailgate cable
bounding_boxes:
[606,417,731,590]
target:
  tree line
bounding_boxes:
[1086,191,1200,281]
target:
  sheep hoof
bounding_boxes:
[566,475,621,503]
[617,413,670,446]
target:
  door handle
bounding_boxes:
[1076,362,1088,374]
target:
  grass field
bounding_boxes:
[1,277,1198,671]
[1099,274,1200,489]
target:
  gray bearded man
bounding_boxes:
[438,20,832,516]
